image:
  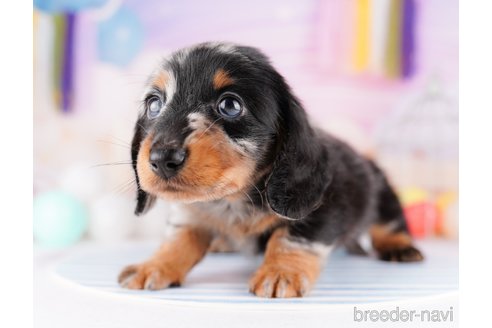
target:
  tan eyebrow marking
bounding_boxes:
[152,71,170,91]
[213,69,234,90]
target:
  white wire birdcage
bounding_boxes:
[375,79,458,197]
[374,79,458,238]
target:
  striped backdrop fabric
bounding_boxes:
[56,240,457,309]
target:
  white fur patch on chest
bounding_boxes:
[193,198,257,225]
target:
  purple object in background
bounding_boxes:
[34,0,107,13]
[402,0,416,78]
[62,13,75,112]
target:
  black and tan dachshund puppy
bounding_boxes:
[118,42,423,298]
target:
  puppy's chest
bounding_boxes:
[189,199,279,237]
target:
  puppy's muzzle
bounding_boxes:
[149,147,187,179]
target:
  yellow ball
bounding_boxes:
[436,191,458,212]
[399,187,429,205]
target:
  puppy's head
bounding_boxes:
[132,43,330,219]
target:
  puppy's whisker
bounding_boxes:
[111,178,131,192]
[242,190,256,217]
[247,181,264,209]
[96,139,131,149]
[107,135,132,146]
[112,178,137,195]
[135,122,152,135]
[193,117,222,142]
[219,175,257,218]
[90,161,135,168]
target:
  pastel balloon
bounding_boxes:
[34,191,88,247]
[97,7,144,67]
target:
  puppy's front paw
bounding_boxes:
[249,265,311,298]
[118,262,181,290]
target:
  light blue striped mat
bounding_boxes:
[56,240,458,308]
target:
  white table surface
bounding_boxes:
[34,239,459,328]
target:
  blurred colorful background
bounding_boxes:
[33,0,458,248]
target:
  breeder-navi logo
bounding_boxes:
[354,306,454,323]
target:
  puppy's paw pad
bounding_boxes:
[118,263,178,290]
[249,266,311,298]
[378,245,424,262]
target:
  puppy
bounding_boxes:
[118,42,423,298]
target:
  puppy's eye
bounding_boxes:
[147,97,162,119]
[218,97,242,118]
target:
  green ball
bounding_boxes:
[33,191,88,247]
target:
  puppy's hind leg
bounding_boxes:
[371,174,424,262]
[345,239,369,256]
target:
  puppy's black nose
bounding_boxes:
[149,148,187,179]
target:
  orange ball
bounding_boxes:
[404,201,441,238]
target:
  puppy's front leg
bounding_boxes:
[250,228,332,298]
[118,226,212,290]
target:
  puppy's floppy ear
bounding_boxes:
[266,93,332,220]
[131,118,156,215]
